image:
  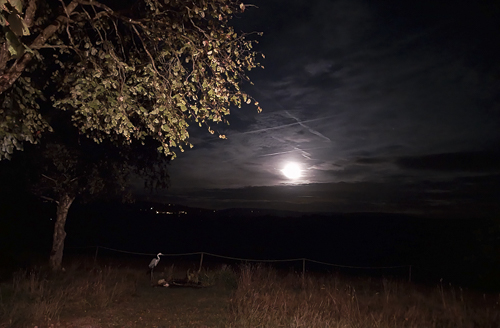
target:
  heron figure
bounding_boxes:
[148,253,163,281]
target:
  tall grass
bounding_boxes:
[1,262,499,327]
[0,262,140,327]
[227,265,500,328]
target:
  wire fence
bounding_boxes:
[77,245,414,282]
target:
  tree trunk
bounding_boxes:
[49,193,75,271]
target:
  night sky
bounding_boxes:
[139,0,500,218]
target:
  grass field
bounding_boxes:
[1,260,499,327]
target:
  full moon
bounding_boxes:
[281,163,302,179]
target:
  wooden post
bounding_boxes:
[94,246,99,264]
[409,265,412,283]
[198,252,204,273]
[301,258,306,288]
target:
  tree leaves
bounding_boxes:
[0,0,263,160]
[0,0,29,58]
[5,0,22,13]
[0,77,51,160]
[7,12,29,36]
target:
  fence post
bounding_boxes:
[302,258,306,288]
[94,246,99,263]
[409,265,412,283]
[198,252,204,273]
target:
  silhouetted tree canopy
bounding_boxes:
[8,121,170,271]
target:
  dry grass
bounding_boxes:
[0,262,140,327]
[227,265,500,328]
[1,262,498,327]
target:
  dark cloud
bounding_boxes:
[395,151,500,172]
[355,157,390,165]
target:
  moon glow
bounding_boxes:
[281,163,302,179]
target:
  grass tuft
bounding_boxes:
[0,262,140,327]
[227,265,500,328]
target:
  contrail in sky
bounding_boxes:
[246,84,333,140]
[258,146,330,158]
[241,115,336,135]
[285,110,331,142]
[271,136,313,160]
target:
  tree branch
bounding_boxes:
[0,42,8,71]
[59,0,77,48]
[77,0,150,29]
[0,0,80,94]
[42,173,58,184]
[40,195,57,203]
[0,0,151,94]
[24,0,39,28]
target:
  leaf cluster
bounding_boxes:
[0,75,50,159]
[0,0,263,160]
[0,0,31,57]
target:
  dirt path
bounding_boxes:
[59,283,233,328]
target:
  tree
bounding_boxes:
[17,125,169,271]
[0,0,262,160]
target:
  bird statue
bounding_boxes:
[147,253,163,282]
